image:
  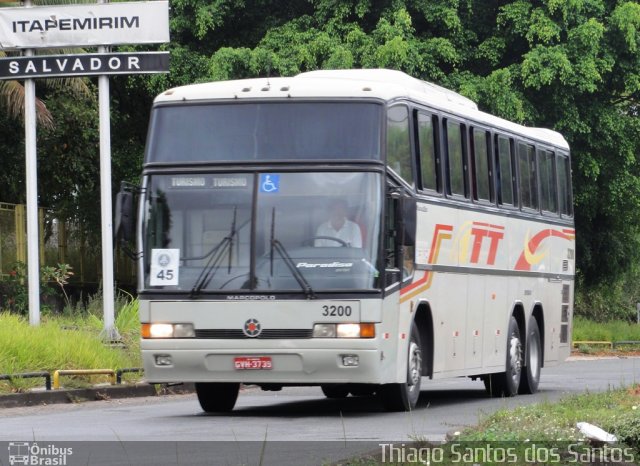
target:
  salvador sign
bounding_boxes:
[0,51,170,79]
[0,1,169,49]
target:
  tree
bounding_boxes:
[3,0,639,298]
[200,0,640,288]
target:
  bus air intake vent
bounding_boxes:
[195,329,313,339]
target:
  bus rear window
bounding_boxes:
[146,102,382,163]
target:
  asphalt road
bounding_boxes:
[0,356,638,465]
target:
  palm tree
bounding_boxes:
[0,50,93,129]
[0,0,95,127]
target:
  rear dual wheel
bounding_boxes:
[484,316,542,397]
[519,318,541,394]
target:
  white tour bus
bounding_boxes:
[116,69,574,412]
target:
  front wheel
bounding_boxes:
[195,382,240,413]
[519,318,542,394]
[379,326,422,411]
[321,385,350,399]
[484,316,522,397]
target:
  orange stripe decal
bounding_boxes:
[400,224,452,303]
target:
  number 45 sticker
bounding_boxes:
[150,249,180,286]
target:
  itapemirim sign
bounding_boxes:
[0,1,169,49]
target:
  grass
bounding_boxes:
[458,386,640,445]
[343,386,640,465]
[450,386,640,464]
[573,317,640,354]
[0,295,142,393]
[573,317,640,352]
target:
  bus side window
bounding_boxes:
[471,128,492,202]
[557,153,573,217]
[517,142,538,210]
[538,148,558,213]
[445,119,467,197]
[387,106,414,188]
[495,135,516,207]
[416,112,440,192]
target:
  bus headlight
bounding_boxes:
[142,323,195,338]
[312,323,375,338]
[312,324,336,338]
[337,323,361,338]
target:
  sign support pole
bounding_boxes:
[24,0,40,326]
[97,0,119,341]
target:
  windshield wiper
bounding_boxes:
[190,207,237,297]
[269,208,315,299]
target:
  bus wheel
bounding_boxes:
[195,382,240,412]
[321,385,350,398]
[484,316,522,397]
[380,326,422,411]
[519,318,541,394]
[349,384,377,397]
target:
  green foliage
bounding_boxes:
[573,316,640,341]
[3,0,640,311]
[575,269,640,321]
[459,386,640,457]
[0,311,141,392]
[610,411,640,452]
[41,263,74,309]
[0,262,66,315]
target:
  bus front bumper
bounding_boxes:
[141,341,386,384]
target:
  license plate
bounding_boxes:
[234,356,272,370]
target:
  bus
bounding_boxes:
[115,69,574,412]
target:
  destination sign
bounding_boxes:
[0,1,169,49]
[0,52,170,79]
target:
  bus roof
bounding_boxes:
[155,69,569,150]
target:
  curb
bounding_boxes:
[0,383,195,409]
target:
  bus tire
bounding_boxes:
[519,318,541,394]
[379,325,422,411]
[349,384,377,397]
[484,316,522,397]
[195,382,240,412]
[321,385,350,398]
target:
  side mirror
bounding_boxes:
[400,197,416,247]
[114,190,135,243]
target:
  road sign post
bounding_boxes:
[23,0,40,326]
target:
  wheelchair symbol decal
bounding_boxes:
[259,174,280,193]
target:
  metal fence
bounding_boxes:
[0,202,135,288]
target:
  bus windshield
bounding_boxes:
[142,172,382,293]
[146,102,382,163]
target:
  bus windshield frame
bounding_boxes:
[140,171,383,294]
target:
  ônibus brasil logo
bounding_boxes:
[8,442,73,466]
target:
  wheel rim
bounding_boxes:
[408,341,422,392]
[508,334,522,387]
[529,334,540,380]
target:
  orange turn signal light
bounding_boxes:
[141,323,151,339]
[360,323,375,338]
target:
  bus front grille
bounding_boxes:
[194,329,313,339]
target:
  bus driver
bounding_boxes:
[315,199,362,247]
